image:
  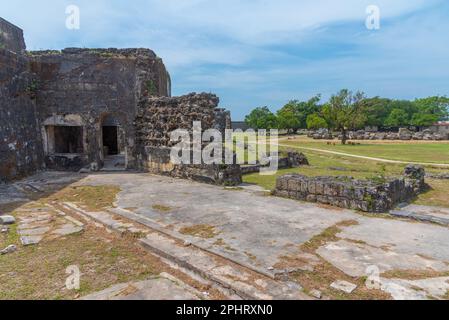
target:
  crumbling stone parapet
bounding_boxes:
[135,93,242,185]
[274,165,426,213]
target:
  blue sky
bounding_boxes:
[2,0,448,120]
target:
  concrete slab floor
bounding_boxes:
[3,171,449,299]
[79,174,449,284]
[81,273,203,300]
[79,173,357,274]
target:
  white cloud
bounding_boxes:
[1,0,447,119]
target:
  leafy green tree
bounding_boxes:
[277,107,300,133]
[384,108,410,127]
[293,95,321,128]
[320,89,367,144]
[410,113,440,127]
[306,114,328,130]
[411,96,449,126]
[359,97,392,127]
[244,106,278,130]
[276,95,321,132]
[388,100,417,121]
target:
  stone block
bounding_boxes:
[274,165,426,213]
[0,215,15,225]
[330,280,357,294]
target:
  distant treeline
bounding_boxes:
[245,90,449,132]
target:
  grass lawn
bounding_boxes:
[0,186,222,300]
[280,136,449,164]
[243,137,449,208]
[244,150,406,190]
[0,206,162,300]
[415,179,449,208]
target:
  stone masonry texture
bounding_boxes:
[135,93,242,186]
[0,17,26,53]
[0,29,43,182]
[0,17,240,185]
[274,165,426,213]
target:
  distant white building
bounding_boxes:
[430,121,449,136]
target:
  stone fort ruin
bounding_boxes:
[0,17,241,185]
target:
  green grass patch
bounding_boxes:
[243,150,405,191]
[281,137,449,164]
[244,139,449,208]
[179,224,219,239]
[47,185,120,211]
[152,204,173,213]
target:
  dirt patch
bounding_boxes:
[289,220,391,299]
[245,251,257,261]
[415,179,449,208]
[152,204,173,213]
[381,269,449,281]
[291,260,392,300]
[273,253,319,271]
[179,224,219,239]
[0,222,161,300]
[300,220,359,252]
[0,202,225,300]
[47,185,120,211]
[444,290,449,300]
[213,238,226,246]
[213,239,237,252]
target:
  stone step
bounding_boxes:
[139,232,307,300]
[81,272,207,300]
[110,207,277,279]
[56,203,308,300]
[54,202,148,236]
[390,210,449,227]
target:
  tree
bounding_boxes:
[411,96,449,126]
[306,114,327,130]
[410,113,440,127]
[277,106,300,133]
[320,89,367,145]
[359,97,392,127]
[276,95,321,132]
[244,106,278,130]
[293,95,321,129]
[384,108,410,127]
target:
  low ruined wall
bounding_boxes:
[241,152,309,175]
[0,48,44,182]
[309,128,449,141]
[274,165,425,213]
[135,93,242,185]
[0,17,26,53]
[141,146,242,185]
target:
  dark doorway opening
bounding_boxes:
[53,126,84,154]
[102,126,119,155]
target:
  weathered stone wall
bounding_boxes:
[0,18,26,53]
[0,49,44,182]
[135,93,242,185]
[274,165,426,213]
[241,152,309,175]
[309,128,449,141]
[135,93,220,147]
[28,48,171,170]
[1,17,238,186]
[213,108,231,135]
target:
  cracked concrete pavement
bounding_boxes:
[75,172,449,299]
[2,171,449,299]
